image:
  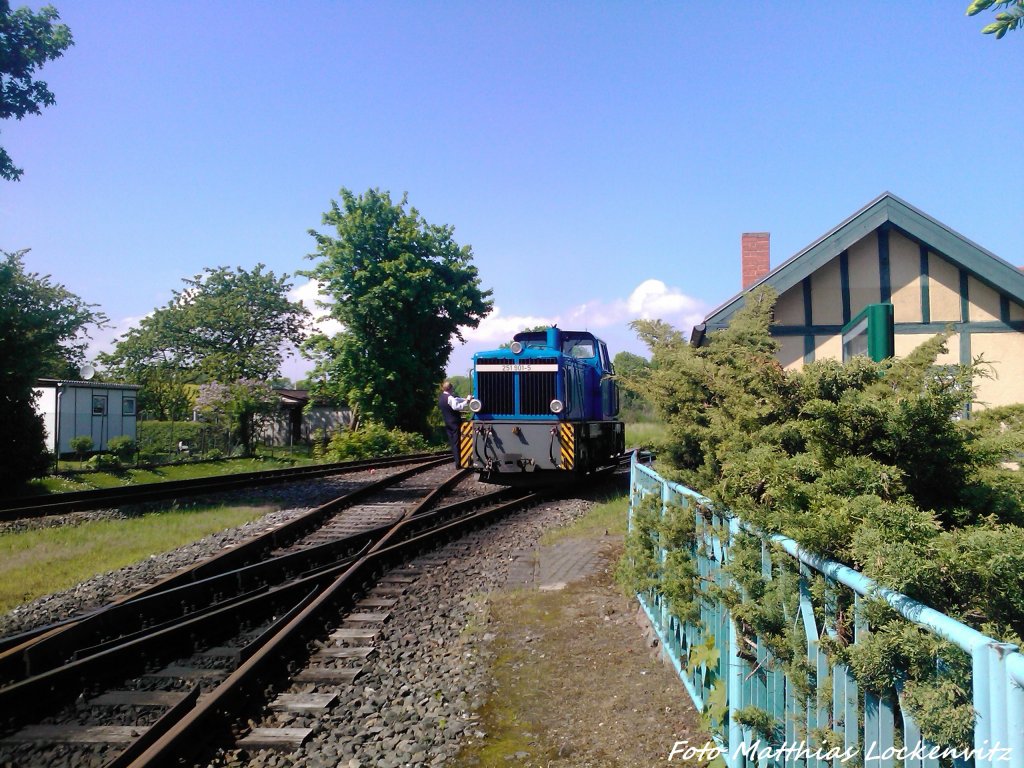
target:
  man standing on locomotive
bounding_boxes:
[439,381,469,467]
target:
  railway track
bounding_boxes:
[0,456,552,767]
[0,452,446,522]
[0,452,639,767]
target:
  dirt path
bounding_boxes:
[453,533,712,767]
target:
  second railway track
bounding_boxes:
[0,452,448,522]
[0,455,568,767]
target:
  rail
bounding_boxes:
[0,451,445,521]
[629,454,1024,768]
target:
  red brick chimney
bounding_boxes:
[742,232,770,289]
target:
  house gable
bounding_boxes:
[702,193,1024,333]
[697,193,1024,408]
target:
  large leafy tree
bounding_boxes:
[101,264,309,382]
[1,1,73,181]
[99,265,310,416]
[303,188,492,434]
[1,250,103,487]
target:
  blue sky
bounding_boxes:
[3,1,1022,381]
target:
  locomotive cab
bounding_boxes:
[460,327,625,481]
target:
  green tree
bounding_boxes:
[99,265,310,399]
[303,188,493,434]
[1,1,73,181]
[131,374,194,422]
[1,250,103,487]
[967,0,1023,37]
[447,375,471,398]
[69,434,92,466]
[612,350,654,421]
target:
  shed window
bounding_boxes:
[123,397,136,416]
[92,396,107,416]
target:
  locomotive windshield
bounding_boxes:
[562,339,595,358]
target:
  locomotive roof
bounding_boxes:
[512,329,600,343]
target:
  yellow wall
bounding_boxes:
[972,333,1024,409]
[889,232,922,323]
[968,276,1001,322]
[893,332,960,366]
[847,237,880,313]
[777,336,804,371]
[760,227,1024,406]
[928,253,961,322]
[811,257,844,325]
[814,334,842,362]
[775,284,805,325]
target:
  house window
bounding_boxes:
[123,397,136,416]
[92,396,107,416]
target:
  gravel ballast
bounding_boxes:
[1,474,706,767]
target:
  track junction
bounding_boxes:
[0,452,635,767]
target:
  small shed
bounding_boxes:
[34,379,142,455]
[266,388,351,446]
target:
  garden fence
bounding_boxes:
[629,453,1024,768]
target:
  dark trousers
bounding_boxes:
[446,424,460,467]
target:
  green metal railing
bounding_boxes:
[630,454,1024,768]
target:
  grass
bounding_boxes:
[625,420,668,449]
[0,504,272,613]
[21,454,321,497]
[540,490,629,546]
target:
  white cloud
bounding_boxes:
[448,278,710,373]
[626,279,706,323]
[89,278,710,384]
[288,279,344,337]
[84,314,148,370]
[462,306,555,346]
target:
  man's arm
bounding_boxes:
[447,394,469,411]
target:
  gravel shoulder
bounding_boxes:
[453,532,710,767]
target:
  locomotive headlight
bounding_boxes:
[549,399,564,414]
[469,398,482,413]
[510,341,523,354]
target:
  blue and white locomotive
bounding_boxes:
[459,327,624,480]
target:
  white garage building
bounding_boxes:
[34,379,141,455]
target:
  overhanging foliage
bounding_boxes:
[620,288,1024,745]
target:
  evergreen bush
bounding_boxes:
[69,435,93,465]
[620,287,1024,747]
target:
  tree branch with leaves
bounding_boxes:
[0,1,74,180]
[1,249,104,487]
[967,0,1023,38]
[100,264,310,385]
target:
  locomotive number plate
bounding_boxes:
[476,363,559,372]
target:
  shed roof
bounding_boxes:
[36,378,142,390]
[699,192,1024,334]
